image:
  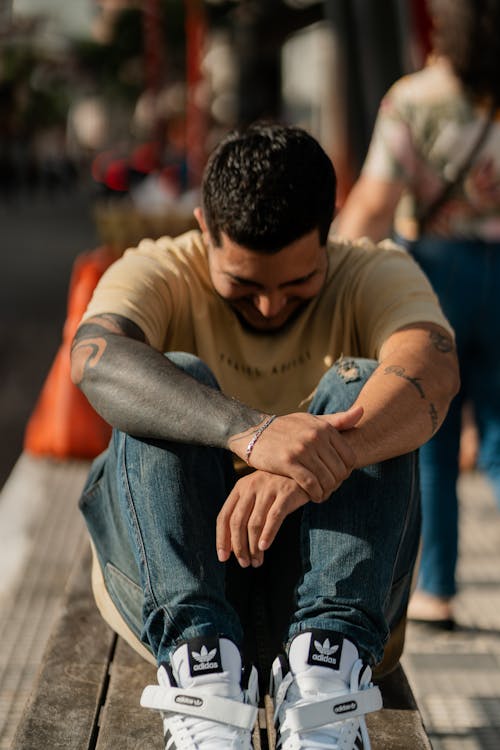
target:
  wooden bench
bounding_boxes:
[12,543,431,749]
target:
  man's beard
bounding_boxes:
[229,298,312,335]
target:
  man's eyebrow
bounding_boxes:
[226,269,318,288]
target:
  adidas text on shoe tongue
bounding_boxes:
[289,630,359,683]
[170,636,243,699]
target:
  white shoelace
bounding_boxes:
[164,711,250,750]
[276,659,368,750]
[278,686,358,750]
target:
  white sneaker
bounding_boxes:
[141,635,259,749]
[270,630,382,750]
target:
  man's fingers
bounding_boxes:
[257,503,288,552]
[288,433,356,501]
[288,464,324,502]
[217,485,263,568]
[228,496,254,567]
[310,452,346,500]
[247,501,269,566]
[327,433,357,474]
[216,491,239,562]
[321,405,364,431]
[242,410,361,502]
[258,491,305,551]
[217,472,311,566]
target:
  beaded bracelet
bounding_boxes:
[245,415,277,464]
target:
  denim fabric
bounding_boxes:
[80,353,420,666]
[409,237,500,597]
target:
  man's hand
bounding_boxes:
[227,406,363,503]
[216,471,310,568]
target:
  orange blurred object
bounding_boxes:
[24,246,116,459]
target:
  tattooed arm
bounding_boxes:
[70,313,265,446]
[334,322,460,467]
[217,321,458,567]
[70,313,362,502]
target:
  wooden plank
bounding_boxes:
[367,666,433,749]
[96,658,430,750]
[11,546,116,750]
[95,638,161,750]
[264,693,276,750]
[12,540,430,749]
[254,707,266,750]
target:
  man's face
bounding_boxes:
[200,219,328,333]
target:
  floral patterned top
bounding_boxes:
[362,57,500,241]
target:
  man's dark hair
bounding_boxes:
[201,122,336,252]
[430,0,500,102]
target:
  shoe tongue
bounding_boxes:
[288,630,359,685]
[170,636,242,698]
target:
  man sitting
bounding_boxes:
[71,123,458,749]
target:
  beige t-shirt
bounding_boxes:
[83,230,451,415]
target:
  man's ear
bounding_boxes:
[194,207,207,233]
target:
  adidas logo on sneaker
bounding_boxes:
[174,694,204,707]
[333,700,358,714]
[306,629,344,671]
[187,636,223,677]
[191,646,219,672]
[311,638,339,666]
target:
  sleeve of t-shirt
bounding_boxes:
[361,79,418,185]
[353,241,454,357]
[81,238,189,351]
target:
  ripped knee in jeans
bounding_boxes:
[335,357,361,383]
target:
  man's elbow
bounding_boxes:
[441,355,461,409]
[450,352,461,398]
[70,341,86,388]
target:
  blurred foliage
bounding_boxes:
[204,1,237,28]
[0,0,191,141]
[0,42,74,137]
[72,1,187,104]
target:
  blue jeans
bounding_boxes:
[79,353,420,667]
[409,237,500,597]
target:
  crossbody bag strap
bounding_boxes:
[417,99,497,235]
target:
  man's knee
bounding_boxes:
[164,352,220,389]
[310,357,378,414]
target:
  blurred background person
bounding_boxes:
[336,0,500,628]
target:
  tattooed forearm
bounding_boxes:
[429,403,439,434]
[384,365,425,398]
[430,330,453,353]
[72,313,147,344]
[85,313,125,336]
[70,313,264,448]
[71,337,107,384]
[384,363,441,435]
[70,313,146,388]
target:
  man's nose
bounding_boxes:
[253,292,286,318]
